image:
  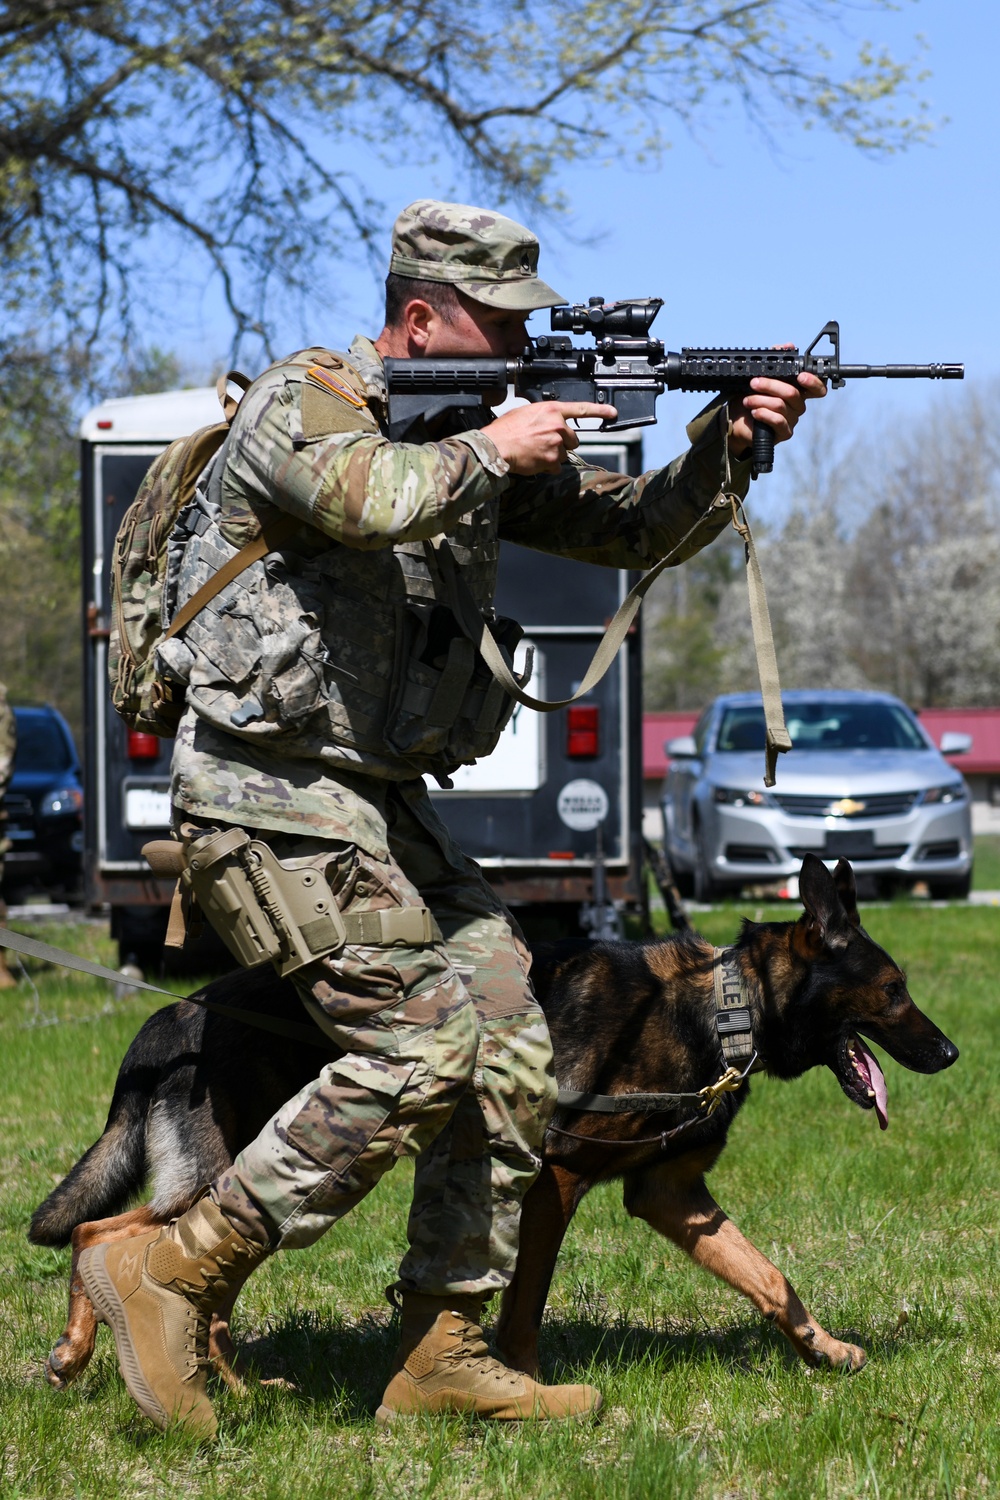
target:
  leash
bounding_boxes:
[0,925,333,1050]
[430,421,790,795]
[548,947,759,1150]
[545,1051,758,1150]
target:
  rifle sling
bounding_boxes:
[430,486,790,789]
[428,500,724,714]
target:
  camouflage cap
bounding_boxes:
[389,200,563,312]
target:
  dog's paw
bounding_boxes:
[45,1337,86,1389]
[807,1336,867,1372]
[826,1339,867,1372]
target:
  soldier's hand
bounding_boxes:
[728,353,826,456]
[482,402,617,476]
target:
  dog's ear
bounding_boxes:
[832,858,861,927]
[796,853,852,954]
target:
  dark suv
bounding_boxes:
[2,706,84,900]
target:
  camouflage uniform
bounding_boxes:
[165,202,752,1294]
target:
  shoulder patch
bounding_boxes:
[301,367,377,439]
[306,365,366,408]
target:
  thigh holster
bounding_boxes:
[143,825,440,976]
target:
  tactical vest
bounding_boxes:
[156,347,523,781]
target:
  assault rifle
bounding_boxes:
[385,299,964,478]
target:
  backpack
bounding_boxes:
[108,372,254,738]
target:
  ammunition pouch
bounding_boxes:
[142,827,441,978]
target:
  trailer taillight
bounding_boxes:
[566,704,599,758]
[127,731,160,760]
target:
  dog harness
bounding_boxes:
[711,945,756,1070]
[550,948,759,1148]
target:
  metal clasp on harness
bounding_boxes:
[698,1051,759,1116]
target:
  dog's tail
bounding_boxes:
[28,1006,182,1247]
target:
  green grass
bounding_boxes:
[973,834,1000,891]
[1,911,998,1498]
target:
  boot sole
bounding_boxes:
[79,1245,216,1439]
[374,1393,603,1426]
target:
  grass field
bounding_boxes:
[973,834,1000,891]
[1,906,997,1499]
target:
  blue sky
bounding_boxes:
[148,0,995,503]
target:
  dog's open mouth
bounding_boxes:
[837,1034,888,1130]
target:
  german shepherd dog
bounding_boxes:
[30,855,958,1394]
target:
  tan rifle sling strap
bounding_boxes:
[428,468,791,788]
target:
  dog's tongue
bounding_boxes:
[852,1035,888,1129]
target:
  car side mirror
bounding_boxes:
[940,731,972,755]
[665,735,698,759]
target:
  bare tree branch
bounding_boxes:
[0,0,934,373]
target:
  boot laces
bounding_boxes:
[176,1242,251,1305]
[449,1320,510,1376]
[181,1305,213,1383]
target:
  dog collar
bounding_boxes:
[712,946,756,1069]
[554,945,759,1117]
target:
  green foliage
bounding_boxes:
[645,385,1000,711]
[0,354,83,740]
[0,1,933,366]
[644,525,744,710]
[1,906,997,1496]
[0,342,193,744]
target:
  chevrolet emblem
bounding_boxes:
[829,797,866,817]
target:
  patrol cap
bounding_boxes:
[389,199,563,312]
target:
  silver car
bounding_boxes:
[661,690,973,901]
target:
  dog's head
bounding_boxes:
[769,853,958,1128]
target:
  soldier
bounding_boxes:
[0,680,17,989]
[80,201,823,1438]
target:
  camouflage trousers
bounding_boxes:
[206,782,557,1296]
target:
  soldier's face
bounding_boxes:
[423,292,530,358]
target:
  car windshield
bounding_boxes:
[13,714,74,773]
[716,702,927,753]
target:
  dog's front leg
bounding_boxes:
[623,1159,866,1371]
[46,1207,169,1389]
[495,1163,590,1376]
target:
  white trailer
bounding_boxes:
[80,389,645,966]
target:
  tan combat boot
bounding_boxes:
[79,1196,269,1439]
[377,1291,602,1423]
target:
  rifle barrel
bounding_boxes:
[836,363,965,379]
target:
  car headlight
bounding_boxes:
[713,787,774,808]
[922,783,967,806]
[40,786,83,817]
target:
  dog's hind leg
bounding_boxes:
[46,1206,169,1389]
[494,1163,590,1376]
[208,1292,247,1393]
[208,1294,296,1394]
[623,1157,867,1372]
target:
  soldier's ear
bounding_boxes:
[401,298,436,349]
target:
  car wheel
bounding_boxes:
[663,845,694,898]
[927,868,973,901]
[693,824,723,904]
